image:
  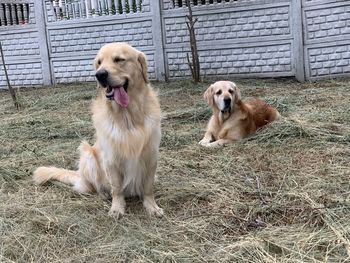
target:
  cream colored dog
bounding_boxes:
[33,43,163,218]
[199,81,280,147]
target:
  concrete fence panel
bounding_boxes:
[1,0,350,88]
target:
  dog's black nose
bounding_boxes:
[95,69,108,84]
[224,98,231,106]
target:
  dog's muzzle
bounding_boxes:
[221,98,231,113]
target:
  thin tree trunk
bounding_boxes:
[0,41,19,109]
[185,0,200,83]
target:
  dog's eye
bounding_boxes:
[216,90,222,95]
[114,57,125,63]
[97,60,101,65]
[229,89,234,94]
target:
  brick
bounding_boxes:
[237,18,247,25]
[238,54,250,61]
[216,56,227,62]
[279,58,291,65]
[256,60,266,66]
[266,21,277,29]
[335,46,347,53]
[317,68,330,75]
[262,66,273,72]
[248,31,260,37]
[341,27,350,34]
[339,13,350,21]
[239,67,249,73]
[336,60,349,67]
[242,24,253,31]
[233,61,244,67]
[249,67,261,73]
[323,61,336,68]
[342,52,350,59]
[308,24,320,32]
[261,29,272,36]
[319,9,332,16]
[314,16,326,24]
[274,65,286,72]
[316,55,329,62]
[330,67,343,74]
[228,67,239,74]
[244,61,255,67]
[314,31,327,38]
[329,54,341,60]
[254,23,265,30]
[217,68,228,75]
[222,62,233,68]
[268,59,279,66]
[271,14,288,22]
[309,49,322,56]
[237,31,248,38]
[332,7,346,15]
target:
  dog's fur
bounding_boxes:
[199,81,280,147]
[33,43,163,218]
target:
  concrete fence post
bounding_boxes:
[291,0,305,82]
[34,0,52,85]
[150,0,166,81]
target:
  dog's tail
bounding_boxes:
[33,166,80,186]
[33,142,99,194]
[33,166,93,193]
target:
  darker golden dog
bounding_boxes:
[199,81,280,147]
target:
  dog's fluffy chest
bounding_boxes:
[97,115,155,159]
[212,112,242,139]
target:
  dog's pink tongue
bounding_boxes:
[113,86,129,108]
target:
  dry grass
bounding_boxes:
[1,78,350,262]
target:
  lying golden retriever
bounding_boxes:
[33,43,163,218]
[199,81,280,147]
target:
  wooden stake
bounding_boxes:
[0,41,19,109]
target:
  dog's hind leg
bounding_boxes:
[78,141,111,199]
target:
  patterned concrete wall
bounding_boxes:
[48,16,156,83]
[1,0,350,88]
[303,0,350,80]
[163,0,295,78]
[0,2,45,87]
[45,0,160,84]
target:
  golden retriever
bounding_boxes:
[33,43,163,218]
[199,81,280,147]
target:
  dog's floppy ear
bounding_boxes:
[230,82,241,102]
[138,52,149,83]
[204,85,215,106]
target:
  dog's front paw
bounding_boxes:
[108,206,125,219]
[199,138,211,146]
[109,199,126,219]
[143,197,164,217]
[206,141,224,148]
[146,206,164,218]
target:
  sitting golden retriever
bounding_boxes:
[199,81,280,147]
[33,43,163,218]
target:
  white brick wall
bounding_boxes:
[167,44,292,78]
[2,0,350,88]
[164,1,294,78]
[47,16,156,83]
[303,0,350,80]
[0,26,44,87]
